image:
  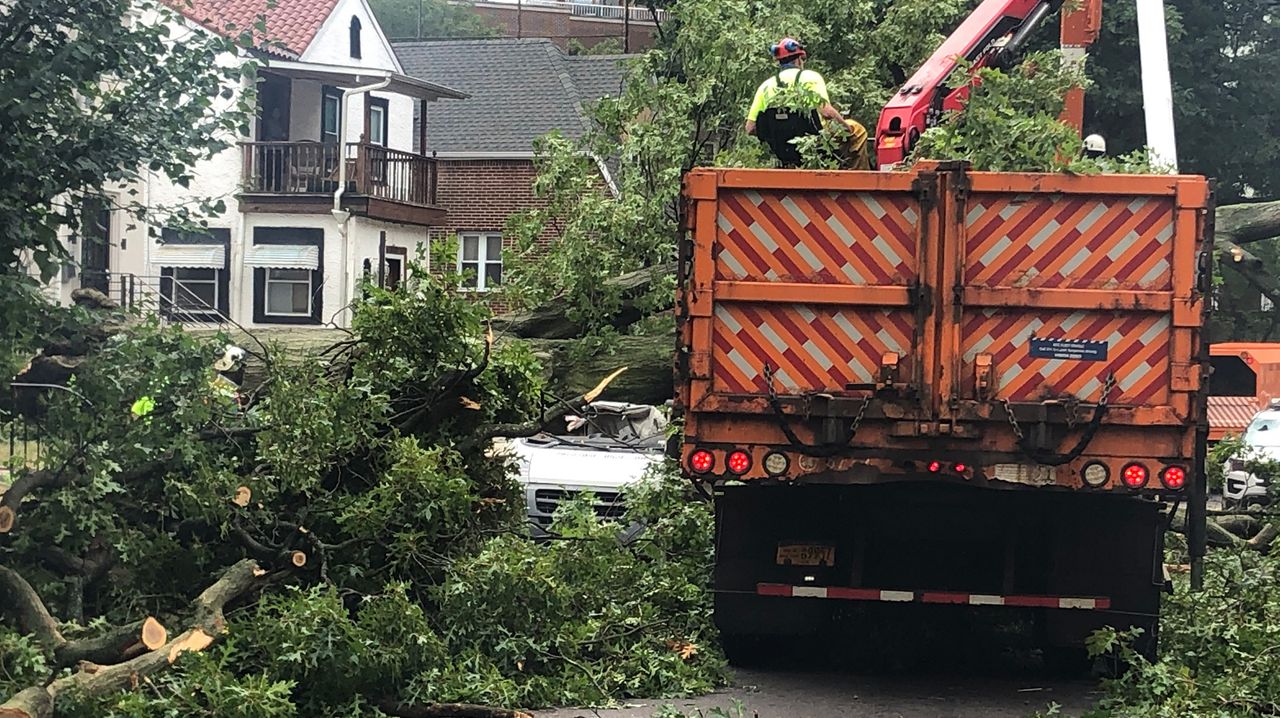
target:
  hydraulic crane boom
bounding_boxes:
[875,0,1101,168]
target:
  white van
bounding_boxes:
[505,402,667,537]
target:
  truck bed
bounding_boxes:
[677,162,1212,492]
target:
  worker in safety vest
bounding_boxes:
[745,37,845,167]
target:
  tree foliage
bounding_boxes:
[366,0,499,40]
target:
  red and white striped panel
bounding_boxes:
[758,583,1111,610]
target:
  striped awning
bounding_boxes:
[153,244,225,269]
[244,244,320,270]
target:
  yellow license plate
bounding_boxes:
[776,544,835,567]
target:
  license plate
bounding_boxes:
[776,544,835,566]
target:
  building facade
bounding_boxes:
[55,0,464,328]
[394,38,633,305]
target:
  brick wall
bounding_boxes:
[468,2,658,52]
[430,158,557,312]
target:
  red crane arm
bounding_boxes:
[874,0,1059,168]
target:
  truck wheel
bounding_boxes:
[1042,646,1090,677]
[719,633,785,667]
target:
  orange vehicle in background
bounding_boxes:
[675,162,1213,660]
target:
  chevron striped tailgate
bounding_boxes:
[965,194,1175,290]
[716,189,918,284]
[712,303,915,394]
[961,309,1172,404]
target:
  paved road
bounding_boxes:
[542,669,1098,718]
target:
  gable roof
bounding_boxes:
[392,38,636,155]
[166,0,341,57]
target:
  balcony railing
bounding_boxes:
[240,142,439,207]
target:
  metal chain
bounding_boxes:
[1001,397,1025,441]
[850,394,870,436]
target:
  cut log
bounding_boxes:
[0,469,72,534]
[289,551,308,568]
[0,559,268,718]
[232,485,252,508]
[55,616,168,668]
[0,689,51,718]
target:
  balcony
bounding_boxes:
[239,142,445,226]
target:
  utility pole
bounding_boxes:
[517,0,523,39]
[623,0,630,52]
[416,0,422,39]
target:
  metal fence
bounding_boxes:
[3,385,45,475]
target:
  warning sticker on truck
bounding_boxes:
[1029,337,1108,362]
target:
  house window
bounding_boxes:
[171,268,220,311]
[321,87,342,144]
[265,269,313,316]
[248,227,324,325]
[156,227,230,322]
[349,16,362,59]
[367,97,388,146]
[459,233,502,291]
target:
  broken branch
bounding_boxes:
[0,559,269,718]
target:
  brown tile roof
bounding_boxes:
[1208,395,1259,441]
[166,0,341,57]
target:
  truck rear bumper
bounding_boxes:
[755,583,1111,610]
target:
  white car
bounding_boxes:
[1223,407,1280,509]
[506,402,667,537]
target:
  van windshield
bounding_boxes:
[1245,417,1280,447]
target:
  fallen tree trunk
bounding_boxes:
[1170,509,1278,552]
[0,559,268,718]
[523,334,673,406]
[493,263,675,340]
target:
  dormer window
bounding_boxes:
[349,16,362,59]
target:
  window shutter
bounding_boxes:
[245,245,320,270]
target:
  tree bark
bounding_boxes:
[0,559,268,718]
[0,565,65,650]
[0,469,71,534]
[1217,199,1280,246]
[523,334,673,406]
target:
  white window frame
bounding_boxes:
[264,268,314,317]
[368,102,387,147]
[171,267,220,311]
[458,232,502,292]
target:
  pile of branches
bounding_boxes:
[0,273,723,716]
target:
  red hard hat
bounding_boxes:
[770,37,806,62]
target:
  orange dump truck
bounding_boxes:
[675,162,1213,660]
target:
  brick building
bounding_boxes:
[394,38,634,297]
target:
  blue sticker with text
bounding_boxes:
[1029,337,1108,362]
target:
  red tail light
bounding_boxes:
[727,450,752,475]
[953,463,968,473]
[927,461,942,473]
[1121,463,1149,489]
[1160,466,1187,490]
[689,449,714,474]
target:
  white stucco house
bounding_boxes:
[56,0,465,328]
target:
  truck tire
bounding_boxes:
[1042,646,1091,677]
